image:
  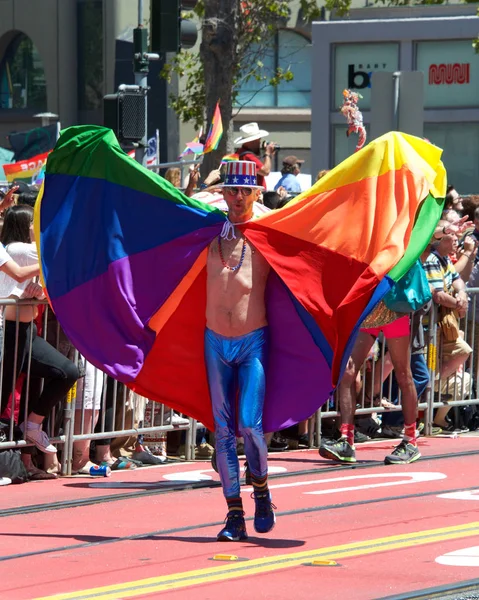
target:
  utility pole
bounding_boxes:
[133,0,159,165]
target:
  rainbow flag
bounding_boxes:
[179,127,203,158]
[185,141,204,154]
[35,126,445,432]
[178,138,203,158]
[203,102,223,154]
[4,151,49,183]
[221,153,239,162]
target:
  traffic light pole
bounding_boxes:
[133,0,159,165]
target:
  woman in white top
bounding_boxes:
[0,184,40,283]
[0,205,79,458]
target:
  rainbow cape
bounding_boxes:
[35,126,446,432]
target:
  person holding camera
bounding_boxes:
[233,123,277,189]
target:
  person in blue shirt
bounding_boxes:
[274,155,304,195]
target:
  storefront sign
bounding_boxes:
[334,43,399,110]
[429,63,470,86]
[417,40,478,107]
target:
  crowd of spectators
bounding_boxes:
[321,184,479,444]
[1,132,477,485]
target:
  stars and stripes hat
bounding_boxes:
[220,160,265,190]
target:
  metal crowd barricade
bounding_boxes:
[147,156,204,191]
[64,375,194,476]
[313,292,479,446]
[0,298,197,475]
[428,288,479,427]
[315,329,422,442]
[3,293,478,473]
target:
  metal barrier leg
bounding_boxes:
[425,303,438,437]
[61,385,76,476]
[185,418,194,461]
[307,416,315,448]
[315,409,322,447]
[424,382,433,437]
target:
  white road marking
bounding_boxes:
[243,472,446,495]
[436,546,479,567]
[437,489,479,501]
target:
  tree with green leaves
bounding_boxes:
[163,0,478,171]
[163,0,315,170]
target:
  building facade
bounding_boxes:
[2,0,476,188]
[0,0,170,155]
[178,2,315,175]
[0,0,316,172]
[312,5,479,192]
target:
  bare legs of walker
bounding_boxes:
[319,327,420,465]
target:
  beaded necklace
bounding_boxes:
[218,235,247,272]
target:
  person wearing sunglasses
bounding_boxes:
[205,160,275,542]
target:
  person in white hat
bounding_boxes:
[234,123,278,190]
[204,160,276,542]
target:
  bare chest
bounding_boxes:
[207,235,269,285]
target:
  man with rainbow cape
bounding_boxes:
[35,125,446,540]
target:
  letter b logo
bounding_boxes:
[348,65,371,89]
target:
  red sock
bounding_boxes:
[340,423,355,446]
[404,423,417,446]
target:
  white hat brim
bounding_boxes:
[233,130,269,146]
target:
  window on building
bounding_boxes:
[0,34,47,110]
[416,40,478,109]
[235,30,311,108]
[424,123,479,195]
[77,0,104,112]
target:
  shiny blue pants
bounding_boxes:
[204,327,269,499]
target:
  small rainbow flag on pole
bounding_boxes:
[221,153,239,163]
[203,102,223,154]
[179,127,204,159]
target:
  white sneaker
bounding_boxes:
[21,423,57,454]
[0,477,12,486]
[166,412,189,426]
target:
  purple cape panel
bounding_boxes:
[263,272,331,431]
[51,226,220,381]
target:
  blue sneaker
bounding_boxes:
[253,491,276,534]
[217,511,248,542]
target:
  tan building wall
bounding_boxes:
[6,0,466,172]
[0,0,317,166]
[0,0,148,150]
[0,0,78,147]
